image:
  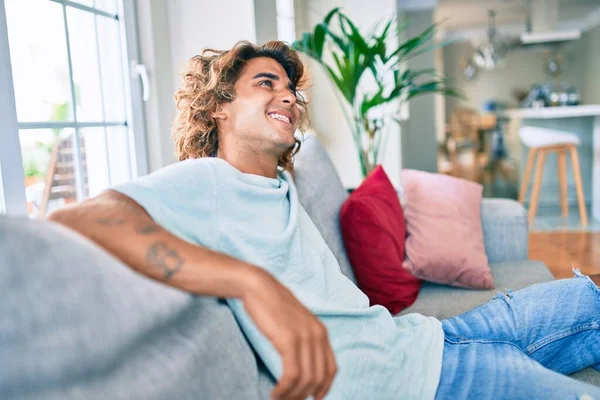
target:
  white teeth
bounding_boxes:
[268,113,291,123]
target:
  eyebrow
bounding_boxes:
[252,72,295,92]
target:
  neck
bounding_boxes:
[217,139,281,179]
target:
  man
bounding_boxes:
[50,41,600,400]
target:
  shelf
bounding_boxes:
[504,105,600,119]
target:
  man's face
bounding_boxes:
[217,57,301,154]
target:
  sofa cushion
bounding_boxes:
[397,260,554,320]
[402,169,494,290]
[481,199,529,263]
[570,367,600,386]
[294,135,357,284]
[340,166,421,314]
[0,216,272,399]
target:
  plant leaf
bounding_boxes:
[313,23,326,59]
[384,22,438,63]
[338,12,370,55]
[401,38,457,63]
[324,7,340,24]
[374,17,393,59]
[360,88,386,117]
[321,24,349,54]
[406,80,463,100]
[328,54,354,104]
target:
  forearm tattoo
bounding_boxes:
[135,223,159,235]
[146,242,184,280]
[96,202,159,235]
[96,217,126,226]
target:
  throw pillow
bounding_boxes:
[340,166,421,314]
[401,169,494,289]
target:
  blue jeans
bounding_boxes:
[435,270,600,400]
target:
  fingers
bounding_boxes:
[311,324,329,400]
[286,329,322,400]
[272,323,334,400]
[272,339,301,400]
[315,336,337,400]
[311,327,327,399]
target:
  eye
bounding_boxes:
[259,79,273,88]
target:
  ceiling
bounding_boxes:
[435,0,600,31]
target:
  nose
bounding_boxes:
[279,89,297,107]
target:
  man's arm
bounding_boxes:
[47,190,258,298]
[47,191,337,400]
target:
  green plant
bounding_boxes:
[23,158,41,178]
[50,101,69,138]
[292,8,461,177]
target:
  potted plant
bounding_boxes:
[292,8,460,178]
[24,158,42,187]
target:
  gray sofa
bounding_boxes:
[1,135,597,399]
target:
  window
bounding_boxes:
[0,0,148,217]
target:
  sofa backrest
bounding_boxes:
[293,135,357,284]
[0,216,274,398]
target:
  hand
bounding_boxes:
[241,268,337,400]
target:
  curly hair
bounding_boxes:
[172,40,309,172]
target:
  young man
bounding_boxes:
[49,41,600,400]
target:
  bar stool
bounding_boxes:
[518,126,587,226]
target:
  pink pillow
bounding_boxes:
[401,170,494,289]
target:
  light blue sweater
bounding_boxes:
[112,157,444,399]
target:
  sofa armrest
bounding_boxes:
[0,216,267,398]
[481,199,529,263]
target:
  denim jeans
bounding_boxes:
[435,270,600,400]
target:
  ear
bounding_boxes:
[211,106,227,120]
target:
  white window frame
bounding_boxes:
[0,0,148,216]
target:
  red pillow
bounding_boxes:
[339,166,421,314]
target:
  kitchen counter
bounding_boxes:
[506,105,600,119]
[508,105,600,224]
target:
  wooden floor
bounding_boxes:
[530,232,600,279]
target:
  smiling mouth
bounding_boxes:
[267,112,292,125]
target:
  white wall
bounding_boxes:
[137,0,403,186]
[582,24,600,105]
[295,0,401,189]
[167,0,257,91]
[137,0,258,172]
